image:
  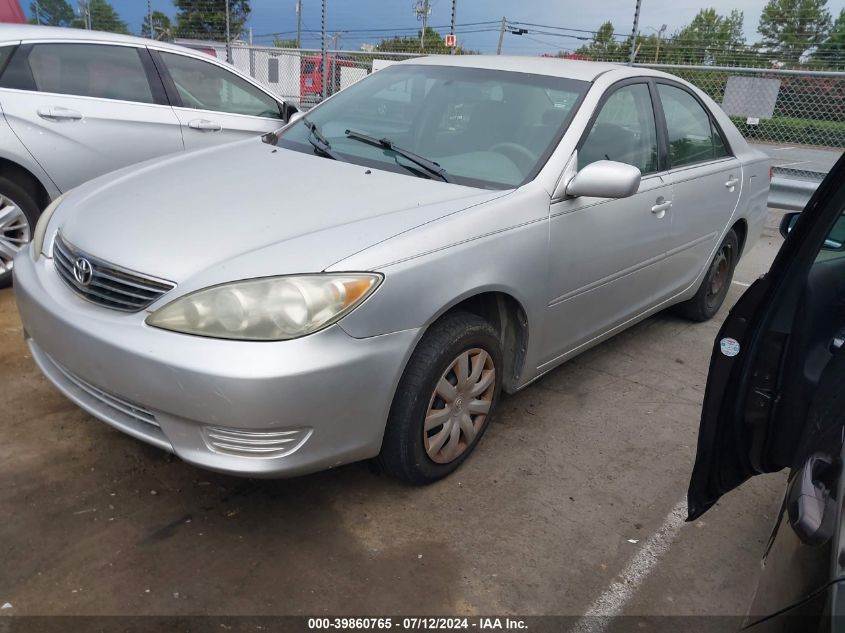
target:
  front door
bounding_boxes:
[0,42,183,191]
[542,81,671,365]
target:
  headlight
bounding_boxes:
[32,191,71,259]
[145,273,382,341]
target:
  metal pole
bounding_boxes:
[85,1,92,30]
[450,0,456,54]
[421,0,429,52]
[496,16,506,55]
[147,0,153,39]
[296,0,302,48]
[225,0,232,63]
[321,0,327,100]
[628,0,641,65]
[654,24,666,63]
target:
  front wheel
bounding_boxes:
[376,311,503,484]
[0,177,40,288]
[674,229,739,322]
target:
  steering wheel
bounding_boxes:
[489,142,537,172]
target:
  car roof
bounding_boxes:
[398,55,626,82]
[0,23,196,55]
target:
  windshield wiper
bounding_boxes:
[344,129,449,182]
[304,119,339,160]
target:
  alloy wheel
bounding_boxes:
[0,194,31,276]
[424,348,496,464]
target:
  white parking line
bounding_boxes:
[778,160,809,168]
[570,499,688,633]
[732,280,751,287]
[774,146,796,151]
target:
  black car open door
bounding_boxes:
[688,153,845,523]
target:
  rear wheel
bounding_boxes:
[376,311,503,484]
[674,228,739,322]
[0,177,40,288]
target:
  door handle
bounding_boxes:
[188,118,223,132]
[36,106,82,121]
[725,176,740,191]
[651,200,672,217]
[787,452,838,545]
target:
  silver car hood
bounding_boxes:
[54,138,505,283]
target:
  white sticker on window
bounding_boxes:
[720,337,740,357]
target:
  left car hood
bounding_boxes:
[52,138,505,283]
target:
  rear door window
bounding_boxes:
[10,43,156,104]
[160,51,282,119]
[657,83,731,167]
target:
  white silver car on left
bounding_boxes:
[0,25,296,286]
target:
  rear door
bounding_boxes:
[152,49,286,151]
[0,41,183,191]
[688,153,845,620]
[656,81,743,295]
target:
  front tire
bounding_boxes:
[674,228,739,322]
[0,177,40,288]
[376,311,503,484]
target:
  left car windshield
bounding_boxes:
[275,64,588,189]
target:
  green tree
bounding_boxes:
[173,0,251,41]
[758,0,832,63]
[273,37,298,48]
[816,9,845,63]
[376,27,466,54]
[666,9,746,65]
[575,21,627,61]
[29,0,73,26]
[141,10,173,41]
[71,0,129,34]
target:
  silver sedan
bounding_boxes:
[13,55,770,483]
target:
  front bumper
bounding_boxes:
[13,250,419,477]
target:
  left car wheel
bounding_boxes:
[0,177,39,289]
[376,311,503,484]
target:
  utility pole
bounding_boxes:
[34,1,41,24]
[628,0,642,65]
[654,23,667,63]
[296,0,302,48]
[84,1,92,30]
[147,0,154,39]
[496,16,506,55]
[450,0,457,55]
[321,0,327,101]
[225,0,232,63]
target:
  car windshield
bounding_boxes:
[275,64,588,189]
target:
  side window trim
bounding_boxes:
[653,79,735,170]
[575,77,664,175]
[136,47,169,106]
[148,48,183,108]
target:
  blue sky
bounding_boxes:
[24,0,845,54]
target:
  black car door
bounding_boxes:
[687,152,845,624]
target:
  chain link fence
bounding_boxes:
[178,40,844,150]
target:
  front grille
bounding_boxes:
[51,359,160,428]
[52,232,175,312]
[201,426,312,459]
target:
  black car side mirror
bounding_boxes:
[787,452,838,546]
[779,212,800,239]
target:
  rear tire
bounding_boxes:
[376,311,503,484]
[0,177,40,289]
[674,229,739,322]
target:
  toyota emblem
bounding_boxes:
[73,257,93,286]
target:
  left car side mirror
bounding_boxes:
[779,212,800,239]
[565,160,641,199]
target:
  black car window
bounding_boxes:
[580,83,659,174]
[11,43,156,104]
[0,46,13,77]
[160,52,281,119]
[658,83,729,167]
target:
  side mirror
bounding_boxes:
[565,160,641,199]
[779,212,800,239]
